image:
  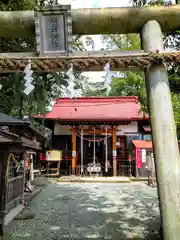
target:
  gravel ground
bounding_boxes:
[4,182,160,240]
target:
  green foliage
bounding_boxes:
[109,72,147,112]
[171,93,180,139]
[172,93,180,126]
[101,34,141,50]
[88,0,180,137]
[0,0,87,118]
[0,0,36,10]
[0,0,39,116]
[84,82,106,96]
[129,0,180,137]
[100,33,147,111]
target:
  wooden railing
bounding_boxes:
[6,175,24,212]
[69,165,92,176]
[117,164,136,177]
[68,164,136,177]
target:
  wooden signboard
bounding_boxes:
[46,150,62,161]
[141,149,147,163]
[35,5,72,56]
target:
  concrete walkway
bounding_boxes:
[4,181,160,240]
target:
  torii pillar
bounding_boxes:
[141,20,180,239]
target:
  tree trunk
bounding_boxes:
[1,5,180,38]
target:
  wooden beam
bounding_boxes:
[1,5,180,38]
[0,51,179,73]
[84,130,112,134]
[70,126,119,134]
[0,50,145,58]
[77,129,117,134]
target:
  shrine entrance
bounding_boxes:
[87,137,104,163]
[69,125,117,177]
[86,137,113,176]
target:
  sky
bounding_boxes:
[61,0,132,82]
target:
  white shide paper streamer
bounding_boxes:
[66,63,76,98]
[23,60,35,96]
[104,62,112,95]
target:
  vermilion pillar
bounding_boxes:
[112,126,117,176]
[72,127,76,175]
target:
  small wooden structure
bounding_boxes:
[132,140,153,177]
[0,113,46,180]
[0,129,23,237]
[46,161,60,177]
[0,113,47,237]
[45,150,62,177]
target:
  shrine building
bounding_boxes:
[33,96,151,177]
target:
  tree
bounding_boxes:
[84,82,106,96]
[129,0,180,134]
[171,93,180,138]
[101,34,141,51]
[108,72,147,111]
[0,0,87,117]
[99,33,147,109]
[82,0,180,135]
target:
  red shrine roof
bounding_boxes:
[33,96,149,122]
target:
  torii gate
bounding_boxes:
[1,4,180,239]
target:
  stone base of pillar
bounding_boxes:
[113,159,117,177]
[71,168,75,176]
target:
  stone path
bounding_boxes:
[4,182,160,240]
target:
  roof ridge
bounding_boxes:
[32,96,150,122]
[56,96,139,104]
